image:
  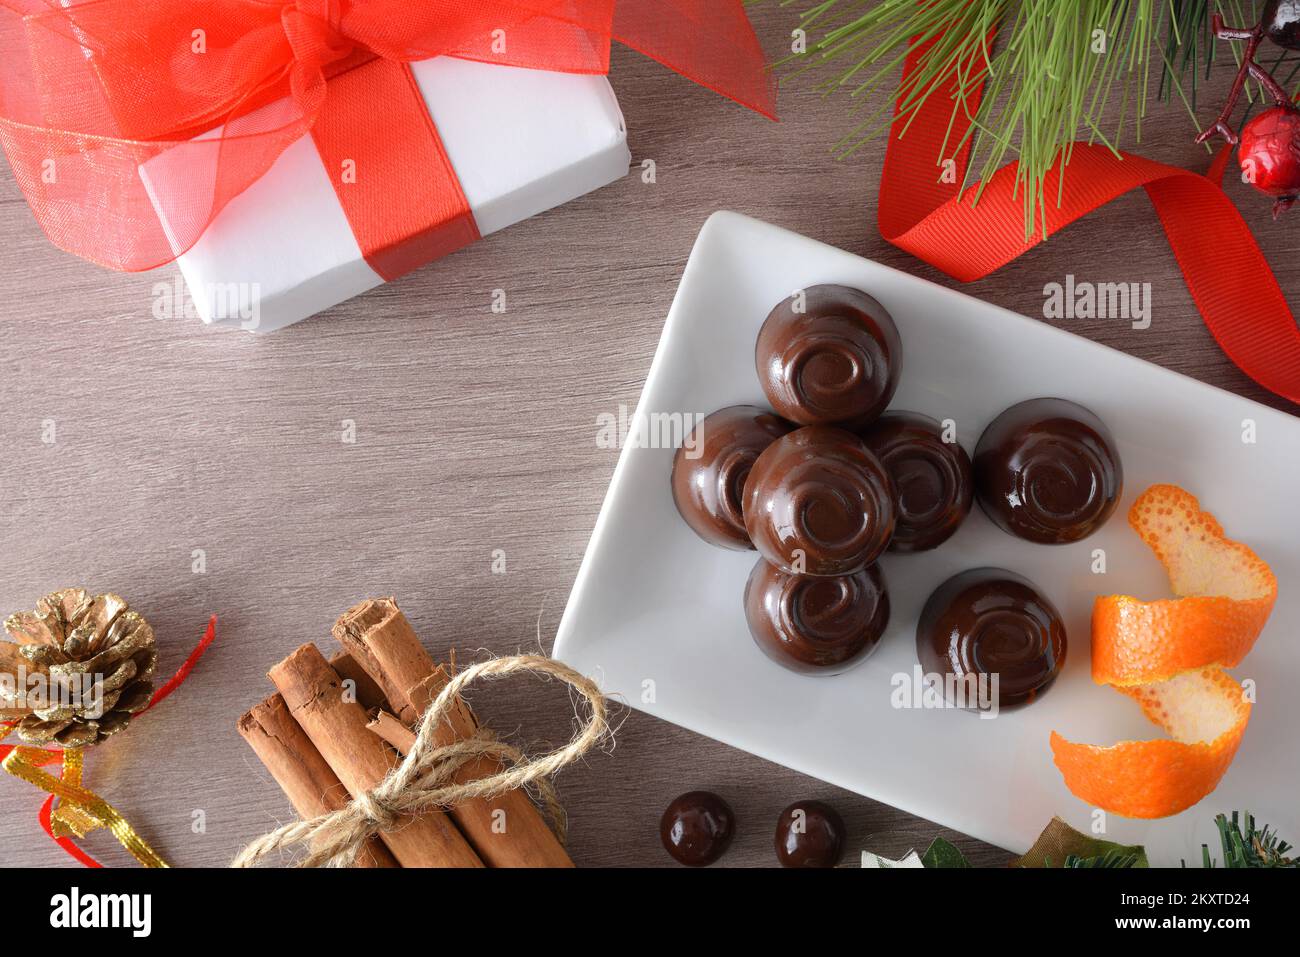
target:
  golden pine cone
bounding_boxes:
[2,589,157,748]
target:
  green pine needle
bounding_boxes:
[1062,849,1144,867]
[767,1,1272,238]
[1186,811,1300,868]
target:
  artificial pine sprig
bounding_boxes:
[1189,811,1299,867]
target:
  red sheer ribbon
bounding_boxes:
[0,1,775,273]
[880,37,1300,405]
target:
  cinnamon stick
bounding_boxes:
[238,693,398,868]
[367,709,416,754]
[329,650,387,712]
[268,643,483,868]
[334,598,573,868]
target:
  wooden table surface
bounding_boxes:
[2,6,1297,868]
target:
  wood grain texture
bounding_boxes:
[0,5,1296,868]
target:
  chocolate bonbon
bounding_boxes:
[860,411,973,552]
[743,426,895,576]
[774,800,846,868]
[756,284,902,429]
[973,398,1122,545]
[744,558,888,674]
[659,790,735,867]
[671,405,793,549]
[916,567,1067,710]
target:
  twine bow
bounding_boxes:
[232,654,609,868]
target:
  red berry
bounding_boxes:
[1238,105,1300,216]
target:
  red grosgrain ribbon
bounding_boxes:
[0,615,217,867]
[0,0,774,275]
[880,37,1300,405]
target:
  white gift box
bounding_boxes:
[141,57,630,333]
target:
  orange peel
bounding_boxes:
[1092,485,1276,686]
[1051,485,1274,819]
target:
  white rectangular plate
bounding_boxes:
[554,211,1300,865]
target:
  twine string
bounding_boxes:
[232,654,607,868]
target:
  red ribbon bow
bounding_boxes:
[0,0,775,274]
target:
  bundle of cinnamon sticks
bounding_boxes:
[237,597,573,868]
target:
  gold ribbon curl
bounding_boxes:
[1,745,168,868]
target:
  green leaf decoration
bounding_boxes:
[921,836,970,868]
[1016,816,1148,868]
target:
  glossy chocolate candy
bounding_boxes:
[973,398,1122,545]
[743,426,895,576]
[744,558,888,674]
[774,801,846,868]
[860,411,973,552]
[671,405,793,549]
[756,285,902,429]
[916,567,1066,710]
[660,790,735,867]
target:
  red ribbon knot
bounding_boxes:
[281,0,355,76]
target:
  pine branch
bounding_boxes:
[1188,811,1300,868]
[767,1,1264,236]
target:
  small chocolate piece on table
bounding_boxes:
[774,800,846,868]
[660,790,735,867]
